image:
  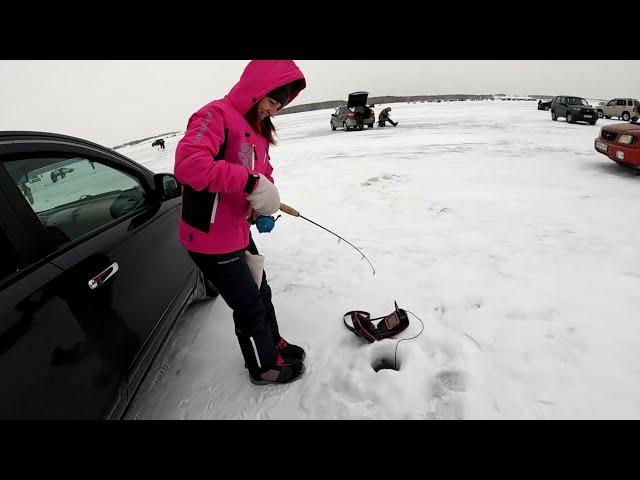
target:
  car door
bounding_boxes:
[331,107,340,128]
[0,156,128,419]
[0,137,194,417]
[332,107,339,126]
[605,99,616,117]
[559,97,568,117]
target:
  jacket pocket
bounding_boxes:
[181,184,218,233]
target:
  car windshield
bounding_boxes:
[567,97,589,106]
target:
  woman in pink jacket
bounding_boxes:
[174,60,306,385]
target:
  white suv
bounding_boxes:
[596,98,640,121]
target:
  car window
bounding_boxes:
[628,100,633,106]
[607,100,616,106]
[566,97,587,106]
[3,155,146,248]
[616,99,626,106]
[0,227,18,281]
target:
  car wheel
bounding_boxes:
[605,115,611,119]
[551,110,557,121]
[567,112,574,123]
[544,106,549,111]
[597,110,603,118]
[589,120,597,125]
[331,122,336,131]
[622,112,630,121]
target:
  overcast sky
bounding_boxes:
[1,60,639,147]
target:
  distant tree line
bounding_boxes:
[278,94,499,115]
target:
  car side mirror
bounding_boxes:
[154,173,181,200]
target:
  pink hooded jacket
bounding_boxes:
[174,60,306,254]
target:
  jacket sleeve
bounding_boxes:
[174,107,251,193]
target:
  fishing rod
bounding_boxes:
[279,203,375,275]
[255,203,376,275]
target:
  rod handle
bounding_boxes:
[279,203,300,217]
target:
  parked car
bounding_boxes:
[594,123,640,167]
[330,91,375,131]
[537,99,552,111]
[595,98,639,121]
[0,131,217,419]
[550,96,598,125]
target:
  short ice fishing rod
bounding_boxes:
[268,203,376,275]
[279,203,375,275]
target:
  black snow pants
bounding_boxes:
[188,236,281,375]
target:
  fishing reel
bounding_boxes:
[249,214,281,233]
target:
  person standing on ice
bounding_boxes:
[174,60,306,385]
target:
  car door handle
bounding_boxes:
[88,262,119,289]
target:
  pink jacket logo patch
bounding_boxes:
[238,141,254,168]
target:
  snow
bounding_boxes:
[120,100,640,419]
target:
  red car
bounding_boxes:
[594,122,640,167]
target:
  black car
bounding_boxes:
[550,96,598,125]
[330,91,375,131]
[537,99,552,111]
[0,131,216,419]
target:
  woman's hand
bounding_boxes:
[247,173,280,215]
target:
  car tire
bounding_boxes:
[622,112,630,121]
[544,106,549,111]
[551,110,557,121]
[597,110,604,118]
[567,112,574,123]
[589,120,597,125]
[605,115,611,119]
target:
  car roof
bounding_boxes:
[0,131,154,175]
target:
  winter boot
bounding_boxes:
[249,353,305,385]
[276,337,306,362]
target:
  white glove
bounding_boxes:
[247,173,280,216]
